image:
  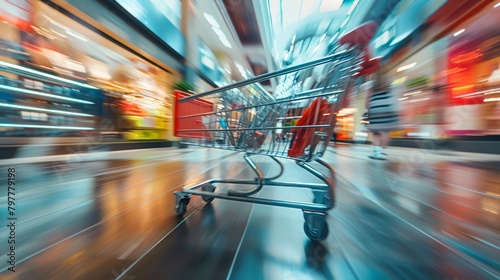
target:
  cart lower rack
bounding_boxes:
[173,22,381,241]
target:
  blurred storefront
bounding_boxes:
[0,0,181,140]
[389,1,500,138]
[358,0,500,140]
[444,2,500,136]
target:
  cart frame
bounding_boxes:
[173,21,379,240]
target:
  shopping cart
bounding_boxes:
[173,22,380,241]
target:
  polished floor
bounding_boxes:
[0,144,498,280]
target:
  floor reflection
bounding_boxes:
[0,147,498,279]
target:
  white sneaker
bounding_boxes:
[368,147,387,160]
[374,151,388,160]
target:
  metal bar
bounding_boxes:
[297,161,334,185]
[228,154,264,196]
[260,181,329,190]
[181,179,261,192]
[253,155,284,180]
[178,89,342,120]
[312,158,336,202]
[180,189,332,211]
[179,49,354,102]
[179,175,328,192]
[176,124,329,133]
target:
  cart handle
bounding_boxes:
[178,48,356,102]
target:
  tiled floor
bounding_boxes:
[0,145,498,279]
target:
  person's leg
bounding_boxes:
[381,132,390,147]
[372,132,381,146]
[369,132,387,160]
[369,132,381,158]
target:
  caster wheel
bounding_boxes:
[304,221,328,241]
[201,184,216,203]
[175,198,189,216]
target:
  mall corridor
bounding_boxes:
[1,0,500,279]
[0,145,498,279]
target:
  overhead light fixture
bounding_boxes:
[213,28,225,38]
[236,63,248,78]
[495,2,500,8]
[0,84,94,104]
[397,62,417,72]
[0,61,97,89]
[0,123,95,130]
[484,97,500,102]
[330,32,339,43]
[319,33,327,42]
[454,29,465,36]
[0,103,93,116]
[44,16,70,32]
[219,36,232,48]
[341,16,350,28]
[203,13,220,28]
[66,30,87,42]
[404,90,422,96]
[347,0,359,15]
[209,23,231,48]
[409,97,430,103]
[50,29,67,38]
[319,0,343,12]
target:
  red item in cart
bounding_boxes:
[288,98,331,157]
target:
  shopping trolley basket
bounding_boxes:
[173,22,380,241]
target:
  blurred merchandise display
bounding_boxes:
[341,1,500,141]
[0,0,174,140]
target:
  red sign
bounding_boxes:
[0,0,34,32]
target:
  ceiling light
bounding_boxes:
[0,123,95,130]
[0,103,93,116]
[404,90,422,96]
[319,33,327,42]
[341,16,350,28]
[495,2,500,8]
[219,37,232,48]
[50,29,67,38]
[454,29,465,36]
[409,97,430,103]
[203,13,220,28]
[319,0,342,12]
[66,31,87,42]
[0,84,94,104]
[330,32,339,43]
[347,0,359,15]
[212,27,225,37]
[397,62,417,72]
[484,97,500,102]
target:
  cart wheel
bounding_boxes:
[304,221,329,241]
[201,184,216,203]
[175,198,189,216]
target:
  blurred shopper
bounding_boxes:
[365,75,400,160]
